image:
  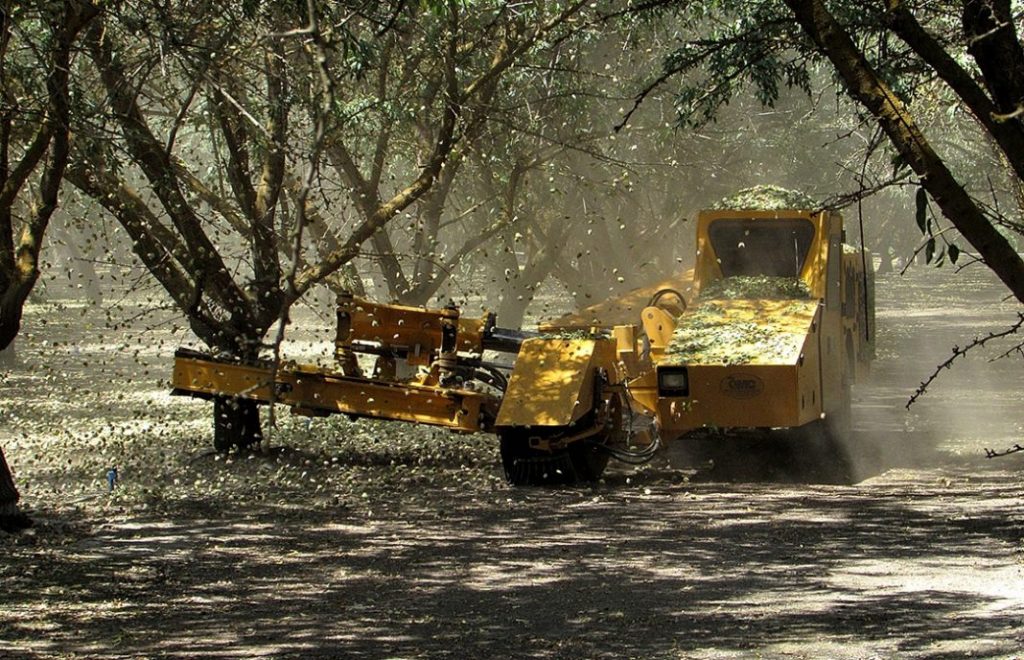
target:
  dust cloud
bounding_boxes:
[841,264,1024,481]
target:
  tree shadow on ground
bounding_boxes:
[4,269,1024,658]
[3,465,1022,659]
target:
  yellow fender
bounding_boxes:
[495,337,618,428]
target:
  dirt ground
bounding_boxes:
[2,265,1023,659]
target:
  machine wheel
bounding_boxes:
[213,396,263,452]
[499,393,624,486]
[572,392,625,480]
[568,441,610,482]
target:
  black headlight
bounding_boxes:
[658,367,689,396]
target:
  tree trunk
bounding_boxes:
[0,444,18,509]
[0,444,30,532]
[0,0,99,532]
[213,397,263,453]
[0,277,33,351]
[498,260,554,328]
[0,340,16,367]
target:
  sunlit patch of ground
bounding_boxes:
[1,266,1023,658]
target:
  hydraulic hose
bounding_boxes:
[589,381,662,465]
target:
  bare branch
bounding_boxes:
[265,0,335,434]
[992,104,1024,122]
[985,444,1024,458]
[907,312,1024,408]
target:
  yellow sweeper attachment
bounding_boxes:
[494,337,628,484]
[171,298,632,485]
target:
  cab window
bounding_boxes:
[708,218,816,277]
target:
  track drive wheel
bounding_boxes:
[213,396,263,452]
[499,393,624,486]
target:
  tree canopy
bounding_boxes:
[637,0,1024,299]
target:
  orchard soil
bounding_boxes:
[2,266,1024,659]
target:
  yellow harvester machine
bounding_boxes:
[172,204,874,485]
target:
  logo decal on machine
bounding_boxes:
[720,373,764,399]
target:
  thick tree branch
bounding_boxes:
[249,39,287,315]
[885,1,1024,183]
[86,18,256,334]
[962,0,1024,117]
[67,163,197,306]
[210,86,257,217]
[0,0,99,349]
[783,0,1024,303]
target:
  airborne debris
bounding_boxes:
[541,329,608,340]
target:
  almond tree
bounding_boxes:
[318,1,597,306]
[66,1,378,450]
[0,0,98,532]
[68,0,596,450]
[351,10,699,320]
[784,0,1024,298]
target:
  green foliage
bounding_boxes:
[0,3,60,131]
[654,1,953,131]
[655,0,821,128]
[915,187,928,234]
[912,185,963,268]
